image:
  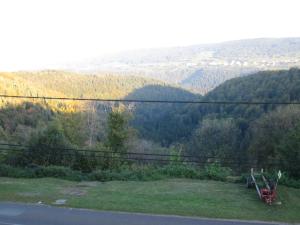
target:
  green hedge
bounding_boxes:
[0,164,84,181]
[1,163,298,188]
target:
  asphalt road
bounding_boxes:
[0,202,288,225]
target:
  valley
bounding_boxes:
[0,68,299,181]
[67,38,300,94]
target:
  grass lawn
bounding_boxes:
[0,177,299,223]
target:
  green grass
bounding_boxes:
[0,177,299,223]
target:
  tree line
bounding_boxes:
[0,68,299,179]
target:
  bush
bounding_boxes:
[71,153,96,173]
[0,164,35,178]
[279,174,300,189]
[88,165,164,182]
[158,164,204,179]
[0,164,84,181]
[204,163,232,181]
[34,166,84,181]
[4,163,299,189]
[88,170,116,182]
[238,171,300,189]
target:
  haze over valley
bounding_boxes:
[62,38,300,94]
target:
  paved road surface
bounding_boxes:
[0,202,289,225]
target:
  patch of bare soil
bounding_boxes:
[61,182,101,196]
[18,192,41,197]
[61,187,87,196]
[76,182,99,188]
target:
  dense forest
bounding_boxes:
[185,68,300,177]
[0,69,299,179]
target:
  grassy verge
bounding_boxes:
[0,177,299,223]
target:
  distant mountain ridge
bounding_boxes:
[66,38,300,94]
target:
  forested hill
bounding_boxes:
[0,69,300,178]
[129,68,300,146]
[125,85,199,145]
[1,69,300,146]
[0,71,163,99]
[205,68,300,102]
[69,38,300,94]
[183,68,300,177]
[0,69,199,152]
[0,70,198,111]
[201,68,300,119]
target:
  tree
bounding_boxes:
[26,119,72,166]
[276,125,300,178]
[0,126,7,142]
[248,106,300,176]
[58,112,88,147]
[104,110,129,168]
[188,118,241,165]
[106,110,128,153]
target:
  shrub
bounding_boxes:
[34,166,84,181]
[278,174,300,189]
[0,164,84,181]
[204,163,232,181]
[0,164,33,178]
[158,164,204,179]
[2,163,298,189]
[88,166,164,182]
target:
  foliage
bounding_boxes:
[106,110,128,153]
[0,164,84,181]
[24,120,73,166]
[71,152,97,173]
[279,175,300,189]
[102,110,130,169]
[185,68,300,178]
[1,68,300,179]
[127,85,199,145]
[189,118,241,161]
[276,124,300,178]
[204,163,232,181]
[88,166,163,182]
[248,106,300,176]
[157,164,204,179]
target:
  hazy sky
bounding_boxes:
[0,0,300,70]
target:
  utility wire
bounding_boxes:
[0,143,197,158]
[0,148,262,166]
[0,147,285,166]
[1,94,300,105]
[1,143,295,164]
[0,148,209,164]
[0,147,199,164]
[0,143,247,160]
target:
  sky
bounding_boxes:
[0,0,300,71]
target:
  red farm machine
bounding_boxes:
[246,168,282,205]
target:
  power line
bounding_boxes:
[1,143,296,164]
[0,143,196,158]
[1,94,300,105]
[0,143,246,160]
[0,144,292,165]
[0,148,205,164]
[0,148,261,166]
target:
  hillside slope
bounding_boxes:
[0,70,193,111]
[183,68,300,176]
[0,70,199,145]
[1,71,164,99]
[0,69,299,178]
[69,38,300,93]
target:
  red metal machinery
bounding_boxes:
[246,168,281,205]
